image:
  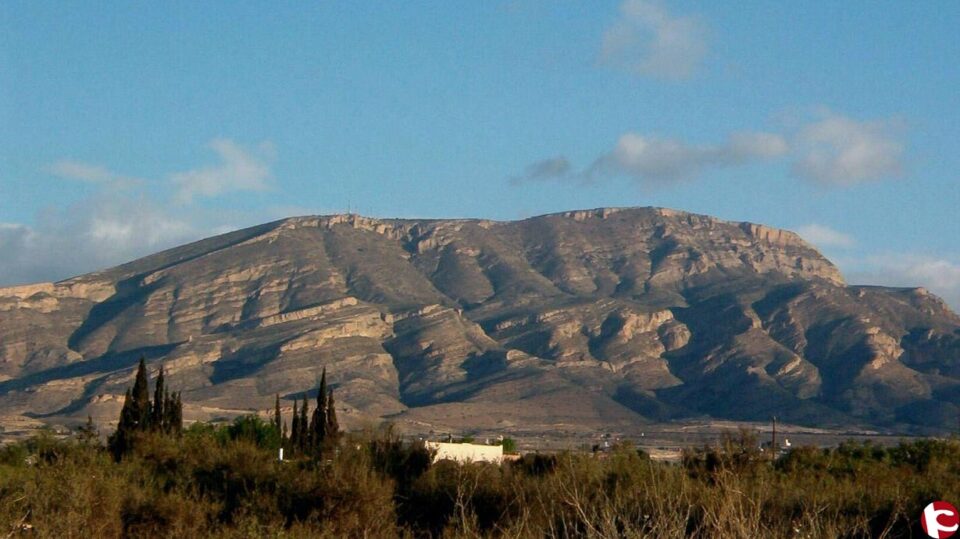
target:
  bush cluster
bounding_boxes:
[1,424,958,538]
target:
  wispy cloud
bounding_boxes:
[0,194,199,285]
[0,139,283,286]
[171,139,274,203]
[600,0,707,80]
[791,111,904,185]
[48,160,144,188]
[796,223,855,249]
[512,110,905,189]
[512,130,787,186]
[509,156,573,184]
[845,253,960,311]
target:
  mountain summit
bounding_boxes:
[1,207,957,435]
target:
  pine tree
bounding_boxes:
[131,357,151,430]
[290,399,300,451]
[325,388,339,445]
[151,365,165,430]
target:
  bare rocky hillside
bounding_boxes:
[2,207,958,436]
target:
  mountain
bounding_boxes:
[2,207,959,437]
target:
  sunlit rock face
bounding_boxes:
[1,207,957,435]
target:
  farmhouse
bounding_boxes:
[426,441,504,464]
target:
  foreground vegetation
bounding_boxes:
[1,423,958,538]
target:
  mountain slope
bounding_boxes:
[2,207,958,435]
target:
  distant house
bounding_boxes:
[426,441,503,464]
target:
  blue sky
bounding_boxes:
[2,1,959,306]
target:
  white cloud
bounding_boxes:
[791,111,904,185]
[597,131,788,182]
[600,0,707,80]
[0,139,283,286]
[796,223,855,249]
[171,139,274,203]
[48,160,144,188]
[845,254,960,311]
[512,109,906,189]
[512,130,787,186]
[0,194,200,285]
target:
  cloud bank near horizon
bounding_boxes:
[0,139,287,286]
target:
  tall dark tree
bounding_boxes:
[109,358,183,459]
[172,392,183,434]
[325,388,339,445]
[151,365,165,430]
[310,395,327,453]
[290,399,300,450]
[299,397,309,452]
[317,368,328,412]
[161,389,172,433]
[131,357,151,430]
[108,389,136,459]
[273,394,282,434]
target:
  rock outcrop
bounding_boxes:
[0,207,957,435]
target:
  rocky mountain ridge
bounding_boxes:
[1,207,957,436]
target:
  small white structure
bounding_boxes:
[426,441,503,464]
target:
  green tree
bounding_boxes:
[310,369,328,453]
[290,399,300,451]
[173,392,183,434]
[131,357,151,430]
[108,389,135,459]
[299,397,309,453]
[151,365,165,430]
[273,394,282,434]
[325,388,339,445]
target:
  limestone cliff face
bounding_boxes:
[0,207,956,435]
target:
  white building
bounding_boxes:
[426,441,504,464]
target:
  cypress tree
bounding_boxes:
[273,394,282,433]
[161,389,172,432]
[131,357,151,430]
[325,388,339,445]
[281,419,288,448]
[151,365,165,430]
[317,368,328,412]
[108,389,135,459]
[290,399,300,450]
[299,397,309,452]
[315,369,328,450]
[173,392,183,434]
[310,393,326,453]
